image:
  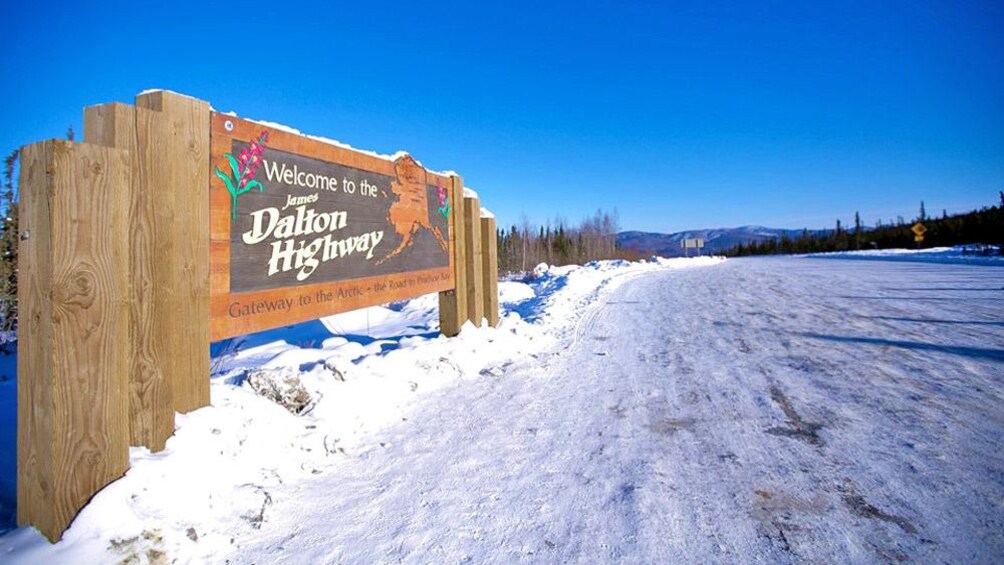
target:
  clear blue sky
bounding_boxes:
[2,1,1001,232]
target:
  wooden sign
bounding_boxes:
[210,114,456,339]
[17,91,502,542]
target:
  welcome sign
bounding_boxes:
[210,114,456,339]
[18,91,500,543]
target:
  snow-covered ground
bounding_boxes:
[0,253,1002,563]
[807,244,1003,266]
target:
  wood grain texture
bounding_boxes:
[212,266,453,338]
[209,113,456,340]
[463,195,484,326]
[453,177,467,325]
[84,102,174,452]
[438,176,466,336]
[136,92,210,414]
[17,140,131,542]
[16,141,54,538]
[480,216,499,327]
[83,102,133,148]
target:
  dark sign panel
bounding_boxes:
[209,115,456,339]
[229,141,449,292]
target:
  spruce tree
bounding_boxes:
[0,150,19,341]
[853,212,862,250]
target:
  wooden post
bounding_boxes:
[480,215,499,327]
[84,102,173,452]
[133,91,211,415]
[463,192,484,326]
[17,140,131,542]
[81,91,212,450]
[438,175,467,336]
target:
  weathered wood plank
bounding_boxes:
[16,141,54,539]
[212,266,453,339]
[17,140,131,542]
[135,91,210,414]
[463,194,484,326]
[480,216,499,327]
[84,102,175,452]
[83,102,133,148]
[438,175,467,336]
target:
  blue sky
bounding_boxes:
[1,1,1001,232]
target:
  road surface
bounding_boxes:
[236,257,1004,563]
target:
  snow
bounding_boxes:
[135,88,201,101]
[216,112,453,178]
[1,254,1002,562]
[248,118,417,166]
[479,206,495,219]
[131,90,466,180]
[463,187,478,198]
[137,90,462,180]
[0,257,718,562]
[807,245,1003,266]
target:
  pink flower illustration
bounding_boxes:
[214,130,271,219]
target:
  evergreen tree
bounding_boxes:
[0,150,19,339]
[853,212,862,250]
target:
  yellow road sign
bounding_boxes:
[911,222,927,236]
[915,234,925,243]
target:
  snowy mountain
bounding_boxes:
[618,226,829,256]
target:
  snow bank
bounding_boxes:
[806,245,1003,266]
[0,256,723,563]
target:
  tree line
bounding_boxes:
[496,210,641,274]
[726,196,1004,257]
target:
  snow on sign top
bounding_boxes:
[208,112,457,340]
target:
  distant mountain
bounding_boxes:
[617,226,830,256]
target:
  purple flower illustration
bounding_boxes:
[436,184,451,219]
[214,131,270,219]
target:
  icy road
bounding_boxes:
[1,255,1001,563]
[235,257,1004,563]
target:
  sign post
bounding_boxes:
[682,237,705,257]
[911,222,927,247]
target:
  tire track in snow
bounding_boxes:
[228,258,1002,564]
